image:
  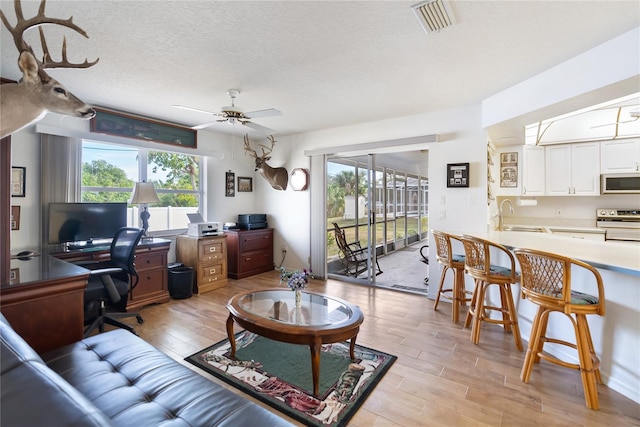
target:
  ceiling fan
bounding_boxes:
[173,89,281,134]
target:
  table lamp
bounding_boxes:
[129,181,160,237]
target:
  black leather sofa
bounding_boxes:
[0,313,294,426]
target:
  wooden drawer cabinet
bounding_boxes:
[200,239,225,261]
[225,228,274,279]
[129,246,170,311]
[201,260,226,284]
[176,235,228,293]
[53,239,170,312]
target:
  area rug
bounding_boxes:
[185,331,396,427]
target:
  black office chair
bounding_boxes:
[83,227,145,336]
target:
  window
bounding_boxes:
[81,141,202,232]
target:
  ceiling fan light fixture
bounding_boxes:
[177,88,280,134]
[411,0,455,34]
[221,106,244,115]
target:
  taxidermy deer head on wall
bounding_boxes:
[0,0,98,139]
[243,134,288,191]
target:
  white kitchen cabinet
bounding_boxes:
[521,145,545,196]
[545,142,600,196]
[601,139,640,173]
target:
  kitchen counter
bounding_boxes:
[460,230,639,276]
[439,229,640,403]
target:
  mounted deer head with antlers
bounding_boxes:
[0,0,98,139]
[244,134,288,191]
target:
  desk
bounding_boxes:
[53,238,171,311]
[1,256,89,353]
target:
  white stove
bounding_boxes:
[596,209,640,242]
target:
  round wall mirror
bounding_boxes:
[290,168,309,191]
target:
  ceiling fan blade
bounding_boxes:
[242,120,276,134]
[191,120,220,130]
[244,108,282,119]
[173,105,218,115]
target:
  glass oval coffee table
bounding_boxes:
[226,288,364,396]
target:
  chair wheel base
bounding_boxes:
[136,315,144,324]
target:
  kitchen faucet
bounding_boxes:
[499,199,515,231]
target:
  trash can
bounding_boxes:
[168,263,194,299]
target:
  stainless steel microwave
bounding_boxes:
[601,173,640,194]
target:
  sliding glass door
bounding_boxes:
[326,155,379,284]
[326,153,428,286]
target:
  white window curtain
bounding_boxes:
[309,154,327,279]
[40,134,82,250]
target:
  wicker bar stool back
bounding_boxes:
[460,235,523,351]
[514,248,605,410]
[431,230,471,323]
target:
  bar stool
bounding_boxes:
[460,235,523,351]
[514,248,605,410]
[431,230,471,323]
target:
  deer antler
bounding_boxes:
[257,135,276,158]
[0,0,99,75]
[243,134,258,158]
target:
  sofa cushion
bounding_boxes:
[42,329,293,427]
[0,313,114,427]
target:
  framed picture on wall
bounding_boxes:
[225,171,235,197]
[91,107,197,148]
[237,176,252,192]
[10,205,20,230]
[446,163,469,188]
[500,152,518,188]
[11,166,25,197]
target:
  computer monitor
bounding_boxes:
[48,202,127,245]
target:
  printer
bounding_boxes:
[187,222,223,237]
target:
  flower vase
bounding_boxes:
[294,288,302,308]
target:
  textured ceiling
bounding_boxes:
[1,1,639,139]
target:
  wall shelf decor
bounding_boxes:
[447,163,469,188]
[91,107,197,148]
[226,171,235,197]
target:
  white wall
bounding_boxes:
[253,104,488,284]
[8,126,40,252]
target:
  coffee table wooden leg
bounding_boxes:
[310,336,322,396]
[349,335,357,359]
[226,314,236,357]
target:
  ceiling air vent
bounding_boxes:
[411,0,455,34]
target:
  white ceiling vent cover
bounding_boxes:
[412,0,456,34]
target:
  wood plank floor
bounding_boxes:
[130,271,639,426]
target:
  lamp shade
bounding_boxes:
[129,182,160,205]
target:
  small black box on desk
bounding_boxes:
[237,214,268,230]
